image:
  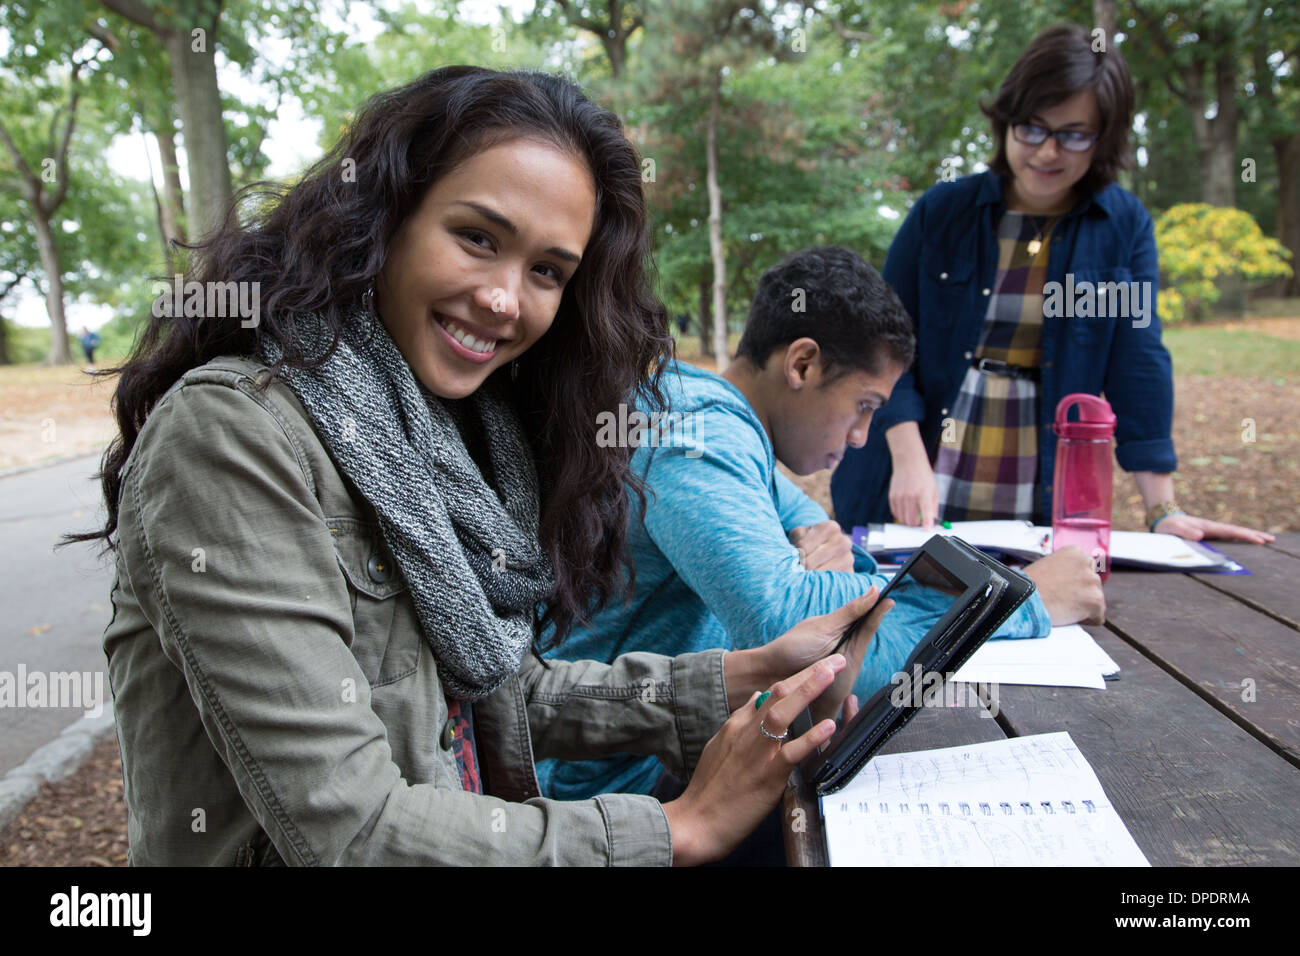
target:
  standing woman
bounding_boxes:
[83,67,884,865]
[831,24,1272,544]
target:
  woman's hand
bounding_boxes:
[723,589,894,725]
[1154,512,1275,545]
[885,423,940,528]
[889,455,940,528]
[789,520,855,572]
[661,656,846,866]
[1133,473,1274,544]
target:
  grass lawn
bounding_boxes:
[1163,318,1300,380]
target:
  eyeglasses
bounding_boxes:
[1012,123,1099,153]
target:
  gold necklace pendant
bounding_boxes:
[1027,237,1043,256]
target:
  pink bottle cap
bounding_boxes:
[1053,393,1116,440]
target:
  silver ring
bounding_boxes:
[759,718,789,744]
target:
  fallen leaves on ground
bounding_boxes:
[0,734,128,867]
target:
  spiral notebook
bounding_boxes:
[821,732,1149,866]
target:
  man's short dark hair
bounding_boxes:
[982,23,1135,196]
[734,245,914,380]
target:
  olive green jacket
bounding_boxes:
[104,356,731,865]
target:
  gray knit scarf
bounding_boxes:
[260,308,553,700]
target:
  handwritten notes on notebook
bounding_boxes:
[821,733,1149,866]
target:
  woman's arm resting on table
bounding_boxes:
[1132,470,1275,543]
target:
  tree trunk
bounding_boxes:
[163,22,231,242]
[603,35,625,78]
[1093,0,1116,44]
[1181,53,1238,208]
[706,71,729,370]
[153,126,186,257]
[1274,132,1300,297]
[698,279,712,357]
[0,273,23,365]
[1207,45,1239,208]
[32,210,72,365]
[1180,55,1237,208]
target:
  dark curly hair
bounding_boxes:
[72,66,673,648]
[982,23,1135,196]
[734,245,914,379]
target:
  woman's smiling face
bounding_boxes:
[1004,89,1100,215]
[376,138,597,399]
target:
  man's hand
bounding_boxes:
[1023,546,1106,626]
[789,521,855,572]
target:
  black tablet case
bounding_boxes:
[798,534,1037,796]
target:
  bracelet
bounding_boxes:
[1146,501,1185,532]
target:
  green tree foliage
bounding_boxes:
[1,0,155,362]
[632,16,906,325]
[295,1,569,146]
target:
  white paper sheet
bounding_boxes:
[1107,530,1229,569]
[951,624,1119,689]
[867,522,1234,571]
[870,520,1047,557]
[821,732,1149,866]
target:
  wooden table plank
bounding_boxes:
[1104,571,1300,762]
[1189,538,1300,629]
[783,696,1006,865]
[990,624,1300,865]
[875,691,1008,754]
[1258,531,1300,562]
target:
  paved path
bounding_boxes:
[0,454,117,775]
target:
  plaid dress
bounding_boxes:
[932,212,1060,520]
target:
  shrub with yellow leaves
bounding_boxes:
[1155,204,1293,321]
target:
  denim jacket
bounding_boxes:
[832,171,1176,528]
[103,356,731,865]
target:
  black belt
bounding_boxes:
[974,357,1041,382]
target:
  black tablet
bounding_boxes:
[794,534,1036,795]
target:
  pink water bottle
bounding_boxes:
[1051,393,1117,580]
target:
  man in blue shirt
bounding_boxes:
[539,246,1104,802]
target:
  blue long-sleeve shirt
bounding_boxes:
[538,361,1051,801]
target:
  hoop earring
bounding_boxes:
[361,285,375,316]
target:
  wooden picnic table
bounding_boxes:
[783,532,1300,866]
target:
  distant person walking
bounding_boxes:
[78,327,100,369]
